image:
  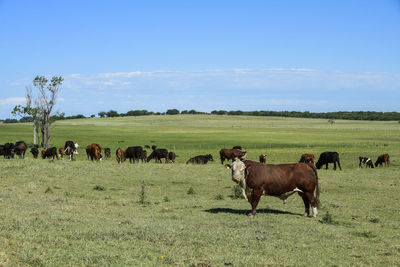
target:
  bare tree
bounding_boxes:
[13,76,63,148]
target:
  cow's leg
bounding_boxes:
[333,162,337,170]
[337,160,342,170]
[249,188,263,216]
[300,193,310,216]
[325,163,328,170]
[305,192,318,217]
[220,156,224,165]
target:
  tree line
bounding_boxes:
[4,109,400,123]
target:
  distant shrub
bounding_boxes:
[187,187,195,195]
[93,185,105,191]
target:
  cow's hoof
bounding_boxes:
[247,213,255,217]
[283,200,287,204]
[303,212,309,217]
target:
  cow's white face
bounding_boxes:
[230,159,246,183]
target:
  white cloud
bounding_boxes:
[0,97,25,105]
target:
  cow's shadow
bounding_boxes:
[204,207,298,216]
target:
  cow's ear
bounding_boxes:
[225,164,232,169]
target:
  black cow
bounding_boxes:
[186,154,214,164]
[14,141,27,159]
[167,151,177,163]
[0,145,4,157]
[147,148,168,163]
[125,146,143,163]
[316,152,341,170]
[64,141,76,161]
[3,143,15,159]
[104,148,111,158]
[30,147,39,158]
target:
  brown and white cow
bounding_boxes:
[226,159,319,217]
[219,148,247,164]
[375,154,390,167]
[259,154,267,164]
[359,157,374,168]
[299,153,316,165]
[116,148,125,164]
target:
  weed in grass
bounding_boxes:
[163,196,170,202]
[369,218,380,223]
[352,231,377,239]
[139,180,151,205]
[93,185,105,191]
[231,185,244,199]
[320,211,338,225]
[187,187,195,195]
[215,193,225,200]
[45,186,53,193]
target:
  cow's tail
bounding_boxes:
[311,165,320,207]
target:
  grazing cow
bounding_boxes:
[141,150,147,163]
[232,146,242,150]
[14,141,27,159]
[116,148,125,164]
[167,151,177,163]
[30,147,39,158]
[147,148,169,163]
[219,149,247,164]
[186,154,214,164]
[259,154,267,164]
[316,152,341,170]
[64,141,76,161]
[125,146,144,163]
[3,143,15,159]
[226,159,319,217]
[359,157,374,168]
[41,147,59,160]
[104,148,111,158]
[299,154,316,165]
[375,154,390,167]
[86,143,102,161]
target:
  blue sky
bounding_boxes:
[1,0,399,118]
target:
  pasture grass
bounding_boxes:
[0,115,399,266]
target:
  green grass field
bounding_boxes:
[0,115,399,266]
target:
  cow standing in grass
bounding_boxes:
[116,148,125,164]
[259,154,267,164]
[375,154,390,167]
[316,152,341,170]
[226,159,319,217]
[359,157,374,168]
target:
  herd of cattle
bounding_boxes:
[0,141,391,217]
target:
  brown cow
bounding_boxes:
[299,153,316,165]
[219,149,247,164]
[86,144,102,161]
[116,148,125,164]
[59,148,65,159]
[41,147,59,160]
[226,159,319,217]
[167,151,177,163]
[375,154,390,167]
[259,154,267,164]
[104,148,111,158]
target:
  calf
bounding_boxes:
[259,154,267,164]
[219,148,247,164]
[375,154,390,167]
[226,159,319,217]
[316,152,341,170]
[30,147,39,158]
[104,148,111,158]
[359,157,374,168]
[41,147,59,160]
[299,154,316,165]
[167,151,177,163]
[186,154,214,164]
[116,148,125,164]
[64,141,76,161]
[59,148,66,159]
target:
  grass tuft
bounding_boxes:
[187,187,195,195]
[93,185,105,191]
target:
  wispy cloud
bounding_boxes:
[0,97,25,106]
